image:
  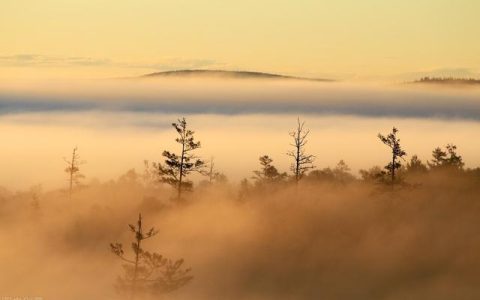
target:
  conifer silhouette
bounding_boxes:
[154,118,205,200]
[378,127,407,187]
[110,214,193,299]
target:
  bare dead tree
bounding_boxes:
[64,146,85,197]
[204,156,227,184]
[287,118,315,183]
[142,160,156,187]
[378,127,407,187]
[154,118,205,200]
[110,214,193,299]
[207,157,216,183]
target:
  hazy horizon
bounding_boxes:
[2,2,480,299]
[1,78,479,189]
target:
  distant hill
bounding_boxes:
[410,77,480,86]
[141,69,333,82]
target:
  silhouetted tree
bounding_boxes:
[333,160,355,184]
[406,155,428,174]
[64,146,85,197]
[466,167,480,178]
[213,173,227,184]
[428,144,464,170]
[110,214,193,299]
[252,155,286,186]
[308,168,335,182]
[238,178,251,201]
[203,157,227,184]
[118,169,141,186]
[142,160,156,187]
[444,144,464,169]
[429,147,447,168]
[307,160,355,185]
[287,118,315,183]
[378,127,407,187]
[154,118,205,199]
[359,166,388,184]
[206,157,217,183]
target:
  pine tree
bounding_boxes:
[406,155,428,174]
[252,155,286,186]
[429,147,447,168]
[445,144,464,169]
[110,214,193,299]
[378,127,407,187]
[154,118,205,199]
[428,144,464,170]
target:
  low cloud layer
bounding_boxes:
[0,79,479,121]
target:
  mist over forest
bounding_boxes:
[3,0,480,298]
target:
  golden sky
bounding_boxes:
[1,0,479,80]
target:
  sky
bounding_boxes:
[1,0,480,80]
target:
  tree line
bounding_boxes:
[64,117,476,197]
[55,117,478,299]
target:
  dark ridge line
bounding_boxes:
[140,69,334,82]
[408,77,480,85]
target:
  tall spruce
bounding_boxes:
[155,118,205,199]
